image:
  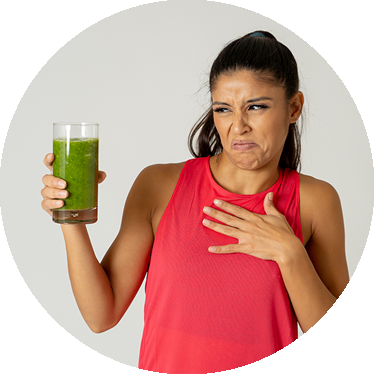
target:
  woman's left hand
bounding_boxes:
[202,192,302,263]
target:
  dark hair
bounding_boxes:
[188,30,302,171]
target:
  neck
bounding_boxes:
[209,153,280,195]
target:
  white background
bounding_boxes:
[0,0,374,374]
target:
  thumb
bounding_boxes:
[98,171,107,184]
[264,192,279,216]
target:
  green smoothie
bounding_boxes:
[53,137,98,211]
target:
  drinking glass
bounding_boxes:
[52,122,99,224]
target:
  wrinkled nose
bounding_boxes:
[233,114,251,135]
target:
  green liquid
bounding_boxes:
[53,137,98,211]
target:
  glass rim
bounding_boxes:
[53,122,99,126]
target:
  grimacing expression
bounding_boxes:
[211,69,301,171]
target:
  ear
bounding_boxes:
[289,91,304,123]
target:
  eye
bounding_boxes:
[213,107,230,113]
[249,104,268,110]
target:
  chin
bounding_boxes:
[231,155,261,170]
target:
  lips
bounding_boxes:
[231,139,259,151]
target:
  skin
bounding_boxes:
[41,69,349,334]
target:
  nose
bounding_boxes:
[232,113,251,135]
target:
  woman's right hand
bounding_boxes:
[41,153,68,216]
[41,153,107,216]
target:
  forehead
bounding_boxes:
[211,70,284,100]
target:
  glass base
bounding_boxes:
[53,207,97,224]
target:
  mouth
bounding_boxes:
[231,139,259,151]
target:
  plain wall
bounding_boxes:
[0,0,374,374]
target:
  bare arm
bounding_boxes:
[61,168,154,332]
[41,154,156,333]
[278,177,349,332]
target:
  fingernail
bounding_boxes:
[58,181,65,188]
[203,219,211,226]
[203,206,211,213]
[208,246,216,252]
[59,191,67,197]
[214,199,222,206]
[269,192,273,201]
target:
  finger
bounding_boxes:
[262,193,294,233]
[208,243,244,254]
[43,153,54,173]
[202,218,239,238]
[213,199,262,221]
[263,192,283,217]
[41,198,64,215]
[42,174,66,189]
[41,186,69,199]
[203,206,243,229]
[98,171,107,184]
[209,241,275,260]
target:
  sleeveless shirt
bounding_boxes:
[138,157,303,373]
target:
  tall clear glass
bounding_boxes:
[52,122,99,224]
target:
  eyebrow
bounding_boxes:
[212,96,273,106]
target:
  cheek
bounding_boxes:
[275,125,289,143]
[213,119,230,140]
[260,123,289,152]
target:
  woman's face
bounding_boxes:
[211,69,302,171]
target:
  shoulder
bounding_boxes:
[144,161,187,175]
[298,173,343,241]
[133,161,187,223]
[138,161,186,189]
[126,161,186,202]
[299,173,341,204]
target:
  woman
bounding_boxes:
[41,31,349,373]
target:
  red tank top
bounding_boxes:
[138,157,303,373]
